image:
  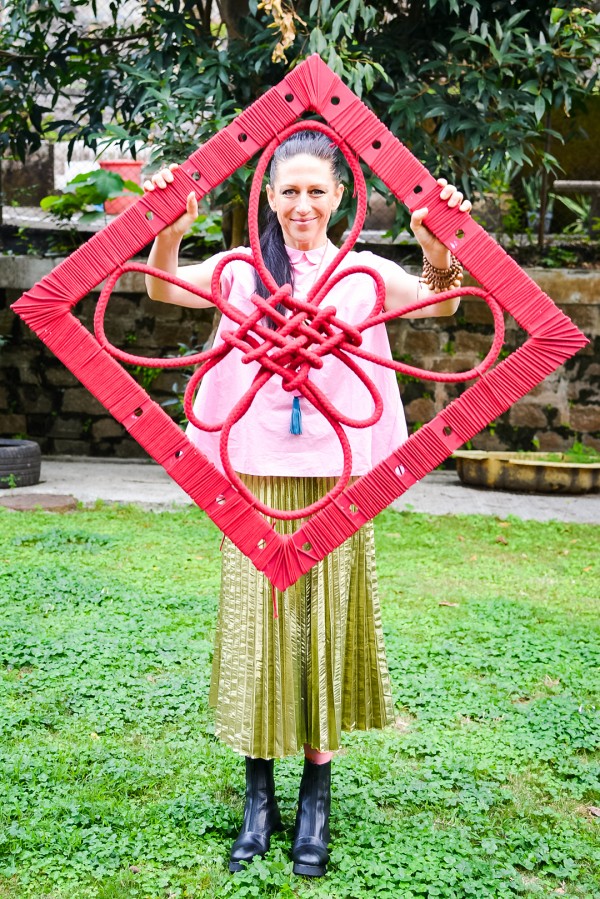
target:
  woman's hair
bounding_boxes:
[254,130,343,328]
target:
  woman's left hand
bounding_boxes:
[410,178,472,269]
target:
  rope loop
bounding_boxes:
[93,122,506,520]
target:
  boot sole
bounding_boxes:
[293,861,327,877]
[229,860,248,873]
[229,822,284,873]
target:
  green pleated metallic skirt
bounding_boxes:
[208,475,395,759]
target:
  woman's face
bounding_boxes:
[266,153,344,251]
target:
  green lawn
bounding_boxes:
[0,503,598,899]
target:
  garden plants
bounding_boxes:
[0,504,598,897]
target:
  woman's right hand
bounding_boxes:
[143,163,198,242]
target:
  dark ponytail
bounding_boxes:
[254,130,343,329]
[255,207,293,329]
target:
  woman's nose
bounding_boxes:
[296,192,311,213]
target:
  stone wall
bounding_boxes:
[1,255,598,457]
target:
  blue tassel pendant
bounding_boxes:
[290,396,302,435]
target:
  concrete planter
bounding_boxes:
[453,450,600,495]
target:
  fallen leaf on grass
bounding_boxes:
[496,535,509,545]
[457,534,465,541]
[587,805,600,817]
[498,521,510,528]
[583,566,593,572]
[439,601,459,607]
[469,554,478,561]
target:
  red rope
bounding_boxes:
[93,122,506,520]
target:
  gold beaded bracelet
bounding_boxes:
[421,255,463,293]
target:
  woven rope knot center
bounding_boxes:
[223,286,361,394]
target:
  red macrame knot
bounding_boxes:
[225,287,364,397]
[93,120,507,523]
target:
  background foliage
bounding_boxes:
[1,0,598,238]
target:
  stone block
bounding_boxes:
[582,435,600,452]
[17,389,53,414]
[141,294,186,321]
[48,418,84,439]
[430,354,473,374]
[569,405,600,433]
[54,439,91,455]
[461,300,494,326]
[152,320,191,347]
[508,403,548,429]
[19,365,43,387]
[151,370,186,393]
[102,293,141,325]
[454,331,495,357]
[45,367,78,387]
[0,414,27,436]
[405,397,436,424]
[534,431,571,452]
[61,389,105,415]
[114,439,148,459]
[92,418,125,440]
[110,270,147,295]
[0,310,15,337]
[470,431,505,451]
[404,328,440,357]
[0,257,56,291]
[526,269,599,306]
[566,305,598,333]
[583,363,600,381]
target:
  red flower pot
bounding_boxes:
[98,160,143,215]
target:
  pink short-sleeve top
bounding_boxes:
[185,240,408,476]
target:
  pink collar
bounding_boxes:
[285,242,329,265]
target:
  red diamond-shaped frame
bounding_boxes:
[12,54,588,591]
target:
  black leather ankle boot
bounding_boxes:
[229,757,282,873]
[292,758,331,877]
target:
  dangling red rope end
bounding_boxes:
[219,533,226,552]
[271,583,279,618]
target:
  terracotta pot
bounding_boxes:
[453,450,600,495]
[98,160,143,215]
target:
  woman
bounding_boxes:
[144,131,471,877]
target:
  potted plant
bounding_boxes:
[40,167,144,224]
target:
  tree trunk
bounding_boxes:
[230,201,247,248]
[537,110,553,252]
[215,0,249,38]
